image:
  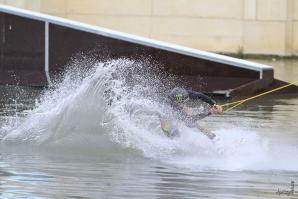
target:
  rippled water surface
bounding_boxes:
[0,58,297,198]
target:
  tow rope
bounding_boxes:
[220,80,298,112]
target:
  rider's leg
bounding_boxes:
[194,121,216,140]
[160,120,180,138]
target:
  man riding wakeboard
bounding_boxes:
[160,87,222,139]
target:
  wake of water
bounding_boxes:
[0,58,297,171]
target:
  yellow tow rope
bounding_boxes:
[220,79,298,112]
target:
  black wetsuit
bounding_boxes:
[169,90,216,126]
[187,90,216,107]
[160,89,217,138]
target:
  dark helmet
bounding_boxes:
[169,87,189,103]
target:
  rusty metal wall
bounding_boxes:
[0,12,3,72]
[0,12,47,86]
[0,8,268,96]
[48,24,259,92]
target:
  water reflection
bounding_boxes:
[2,152,296,199]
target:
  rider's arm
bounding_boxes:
[187,90,216,106]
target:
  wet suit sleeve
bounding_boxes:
[187,90,216,106]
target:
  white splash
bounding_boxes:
[1,58,297,172]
